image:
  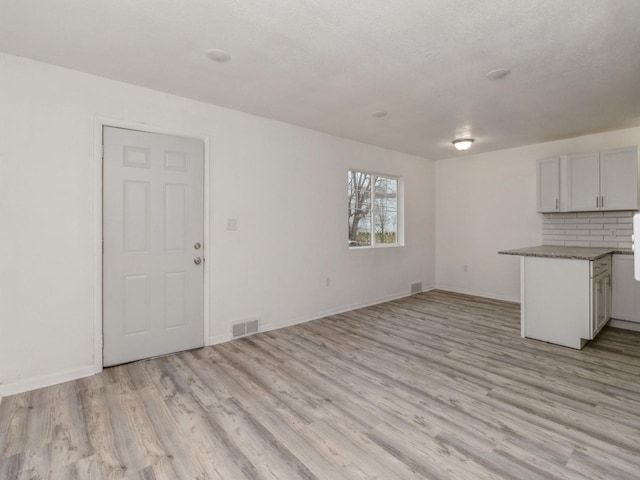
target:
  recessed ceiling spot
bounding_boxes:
[371,110,387,118]
[486,68,511,80]
[206,49,231,63]
[452,138,475,151]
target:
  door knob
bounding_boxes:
[194,257,202,265]
[194,242,201,250]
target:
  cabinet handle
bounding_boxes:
[555,198,559,210]
[601,196,604,208]
[596,196,599,208]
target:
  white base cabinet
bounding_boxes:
[521,255,611,349]
[611,254,640,323]
[592,263,611,337]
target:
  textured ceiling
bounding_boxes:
[1,0,640,159]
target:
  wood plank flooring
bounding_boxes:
[2,290,640,479]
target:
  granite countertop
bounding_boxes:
[498,245,633,260]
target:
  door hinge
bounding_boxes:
[101,144,105,159]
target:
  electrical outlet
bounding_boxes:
[609,229,617,238]
[226,218,238,231]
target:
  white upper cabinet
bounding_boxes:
[537,157,560,212]
[566,152,600,211]
[544,146,639,212]
[600,147,639,210]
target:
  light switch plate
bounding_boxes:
[227,218,238,231]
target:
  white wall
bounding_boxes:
[435,127,640,302]
[0,53,435,396]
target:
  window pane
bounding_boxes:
[375,176,397,196]
[382,198,397,211]
[351,214,372,247]
[373,176,398,244]
[375,210,397,243]
[348,170,372,246]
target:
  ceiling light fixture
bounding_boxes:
[371,110,387,118]
[486,68,511,80]
[206,49,231,63]
[452,138,475,151]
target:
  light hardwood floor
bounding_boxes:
[2,290,640,479]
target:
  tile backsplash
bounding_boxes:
[542,211,634,248]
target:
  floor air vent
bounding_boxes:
[411,282,422,294]
[232,318,261,338]
[232,323,246,338]
[245,319,260,335]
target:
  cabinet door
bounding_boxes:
[537,157,560,212]
[604,273,611,323]
[591,274,608,338]
[600,147,639,210]
[611,254,640,322]
[566,152,601,211]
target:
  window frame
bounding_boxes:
[347,169,403,249]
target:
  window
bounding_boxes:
[348,170,400,247]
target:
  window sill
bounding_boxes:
[348,243,404,250]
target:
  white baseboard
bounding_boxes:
[435,285,520,303]
[207,287,436,347]
[208,332,231,346]
[261,289,413,334]
[0,364,97,398]
[2,287,437,396]
[608,319,640,332]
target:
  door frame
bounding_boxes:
[93,117,211,373]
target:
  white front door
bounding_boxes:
[103,127,205,367]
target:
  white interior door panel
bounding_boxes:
[103,127,204,366]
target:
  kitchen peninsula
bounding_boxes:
[500,245,632,349]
